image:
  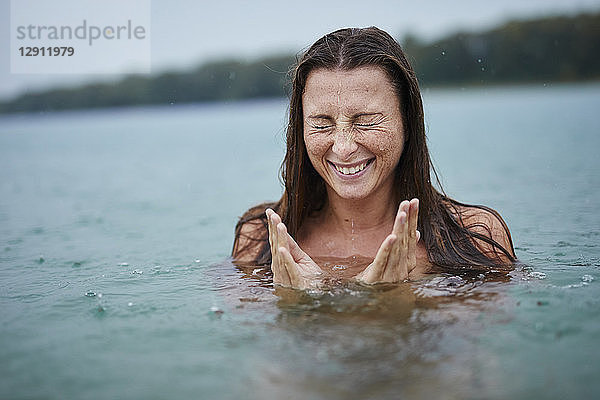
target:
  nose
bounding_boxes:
[331,128,358,160]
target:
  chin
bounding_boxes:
[330,186,373,200]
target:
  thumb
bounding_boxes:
[286,230,309,261]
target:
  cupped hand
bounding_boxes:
[266,209,324,289]
[354,198,420,284]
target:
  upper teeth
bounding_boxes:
[335,162,367,175]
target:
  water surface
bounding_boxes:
[1,84,599,399]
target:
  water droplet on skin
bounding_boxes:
[97,293,103,298]
[441,51,446,56]
[128,302,133,307]
[85,291,96,297]
[350,219,355,252]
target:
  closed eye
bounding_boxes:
[307,116,334,131]
[354,113,384,128]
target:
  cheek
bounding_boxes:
[304,134,332,161]
[362,131,404,163]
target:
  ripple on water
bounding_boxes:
[581,274,594,283]
[548,274,596,290]
[412,275,478,297]
[527,271,547,280]
[556,241,574,247]
[149,265,173,275]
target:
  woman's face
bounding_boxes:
[302,66,404,201]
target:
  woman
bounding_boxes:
[232,27,515,289]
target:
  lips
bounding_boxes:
[328,159,374,176]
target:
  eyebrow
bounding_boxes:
[354,112,382,118]
[306,114,333,120]
[306,112,382,119]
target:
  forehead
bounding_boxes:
[302,66,398,114]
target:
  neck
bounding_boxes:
[322,181,398,237]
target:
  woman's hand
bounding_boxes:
[354,199,420,284]
[266,209,324,289]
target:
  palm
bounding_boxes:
[266,209,323,289]
[355,199,419,284]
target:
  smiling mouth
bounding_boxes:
[329,159,374,176]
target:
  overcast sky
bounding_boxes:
[1,0,599,100]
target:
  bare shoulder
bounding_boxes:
[454,203,516,262]
[232,218,268,263]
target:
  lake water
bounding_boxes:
[1,83,599,399]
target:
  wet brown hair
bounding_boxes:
[232,27,515,271]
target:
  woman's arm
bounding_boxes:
[460,206,516,264]
[232,219,267,263]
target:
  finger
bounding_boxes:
[394,209,408,251]
[383,206,405,281]
[266,209,281,280]
[277,222,289,252]
[279,246,301,288]
[407,199,419,272]
[277,221,301,268]
[266,208,281,255]
[280,222,301,256]
[374,234,396,266]
[392,200,410,237]
[276,222,293,284]
[395,211,409,280]
[408,198,419,237]
[361,234,396,283]
[284,228,312,271]
[266,209,275,255]
[391,201,409,262]
[271,214,290,285]
[270,210,282,228]
[270,212,283,263]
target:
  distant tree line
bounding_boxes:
[402,12,600,86]
[1,12,598,114]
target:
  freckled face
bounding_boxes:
[302,66,404,201]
